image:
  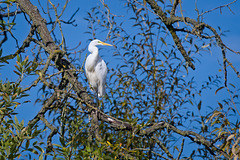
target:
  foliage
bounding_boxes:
[0,0,239,159]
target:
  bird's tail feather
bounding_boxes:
[98,84,105,97]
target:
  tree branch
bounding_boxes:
[0,14,8,48]
[39,115,58,153]
[145,0,240,83]
[199,0,237,17]
[21,92,57,134]
[177,138,185,160]
[139,121,230,159]
[0,11,22,17]
[16,0,57,51]
[152,136,173,159]
[145,0,196,70]
[170,0,180,17]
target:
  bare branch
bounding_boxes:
[152,136,173,159]
[133,148,169,160]
[15,24,36,55]
[16,0,58,51]
[232,136,240,160]
[177,139,185,160]
[0,14,8,48]
[145,0,196,70]
[199,0,237,17]
[21,92,57,134]
[225,59,240,79]
[139,122,230,159]
[0,10,22,17]
[39,115,58,153]
[170,0,180,17]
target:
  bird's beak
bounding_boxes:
[100,41,112,46]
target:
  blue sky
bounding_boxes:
[0,0,240,158]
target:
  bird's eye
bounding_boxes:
[98,41,101,43]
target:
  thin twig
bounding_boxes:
[232,135,240,160]
[133,148,169,160]
[225,59,240,79]
[170,0,180,17]
[199,0,237,17]
[226,86,240,116]
[152,136,174,159]
[177,139,185,160]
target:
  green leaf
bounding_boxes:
[86,146,91,152]
[13,70,21,76]
[20,119,24,128]
[34,145,44,153]
[14,115,19,126]
[39,152,43,160]
[25,139,30,149]
[229,83,236,88]
[53,144,63,148]
[32,62,38,71]
[17,54,21,63]
[218,102,223,109]
[0,54,15,64]
[160,37,167,46]
[215,86,225,95]
[197,100,202,110]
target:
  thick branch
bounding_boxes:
[145,0,195,70]
[139,122,230,159]
[68,93,133,130]
[145,0,239,82]
[16,0,94,106]
[167,25,195,70]
[16,0,57,51]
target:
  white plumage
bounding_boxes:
[85,39,112,97]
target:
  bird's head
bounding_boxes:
[88,39,112,52]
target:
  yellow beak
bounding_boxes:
[100,41,112,46]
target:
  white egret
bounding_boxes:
[85,39,112,97]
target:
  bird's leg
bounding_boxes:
[95,87,100,110]
[95,87,98,103]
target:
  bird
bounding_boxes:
[85,39,112,98]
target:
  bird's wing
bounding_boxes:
[95,57,107,83]
[95,57,107,96]
[85,54,96,72]
[85,55,90,80]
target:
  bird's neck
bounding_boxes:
[90,47,100,66]
[91,47,99,56]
